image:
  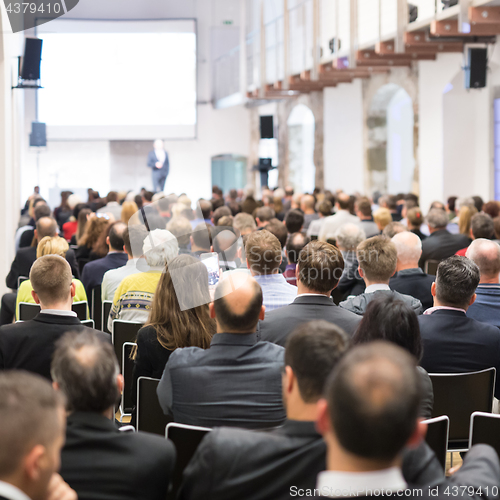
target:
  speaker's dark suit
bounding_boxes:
[0,313,111,380]
[419,309,500,398]
[6,246,79,290]
[60,412,175,500]
[80,252,128,297]
[389,268,435,311]
[419,229,471,269]
[147,150,169,193]
[178,420,443,500]
[257,295,361,347]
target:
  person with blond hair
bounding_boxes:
[121,200,139,224]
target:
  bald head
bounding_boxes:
[300,194,316,213]
[212,274,264,333]
[392,231,422,269]
[466,239,500,282]
[337,193,351,211]
[35,217,57,242]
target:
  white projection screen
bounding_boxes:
[37,19,197,140]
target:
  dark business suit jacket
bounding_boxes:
[0,313,111,380]
[81,252,128,296]
[157,332,286,429]
[147,150,169,175]
[258,295,361,347]
[389,268,435,311]
[178,420,443,500]
[6,246,79,289]
[419,229,471,268]
[419,309,500,398]
[60,412,175,500]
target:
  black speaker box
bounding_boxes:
[30,122,46,147]
[466,48,487,89]
[260,116,274,139]
[21,38,43,81]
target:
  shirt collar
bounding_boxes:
[424,306,466,315]
[0,481,32,500]
[316,467,406,498]
[210,332,257,346]
[253,274,287,283]
[298,293,332,299]
[396,268,425,276]
[365,284,391,294]
[40,309,77,317]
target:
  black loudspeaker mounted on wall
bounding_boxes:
[260,115,274,139]
[30,122,46,147]
[21,38,43,81]
[465,48,487,89]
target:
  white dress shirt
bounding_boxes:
[40,309,77,317]
[155,149,166,165]
[364,284,391,294]
[101,258,141,302]
[0,481,31,500]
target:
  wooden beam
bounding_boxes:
[378,38,462,55]
[469,6,500,25]
[431,19,500,37]
[300,70,311,81]
[375,40,396,55]
[356,50,435,66]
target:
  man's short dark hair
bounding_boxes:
[246,230,282,275]
[191,223,211,251]
[317,200,332,217]
[122,227,131,255]
[255,206,275,223]
[285,321,349,403]
[266,220,288,249]
[471,213,495,240]
[214,278,263,332]
[51,331,120,413]
[0,371,64,477]
[34,203,51,221]
[287,232,310,264]
[285,209,304,233]
[107,191,118,203]
[327,341,421,462]
[198,200,213,220]
[356,198,372,217]
[108,222,126,250]
[297,241,344,292]
[435,256,480,309]
[213,206,232,226]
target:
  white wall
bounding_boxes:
[323,81,364,194]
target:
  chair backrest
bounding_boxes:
[18,302,40,321]
[112,320,143,371]
[72,301,88,321]
[137,377,172,435]
[424,260,440,275]
[121,342,136,416]
[430,368,495,445]
[78,258,89,276]
[469,411,500,456]
[102,301,113,333]
[91,287,102,330]
[17,276,29,289]
[80,319,95,328]
[423,415,449,472]
[166,423,212,500]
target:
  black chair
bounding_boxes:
[429,368,495,451]
[469,411,500,456]
[112,320,143,373]
[136,377,172,435]
[17,276,29,289]
[423,415,449,472]
[120,342,136,420]
[102,301,113,333]
[72,301,88,321]
[166,423,212,500]
[424,259,440,276]
[18,302,41,321]
[91,287,102,330]
[80,319,95,328]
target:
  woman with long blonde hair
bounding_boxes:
[121,200,139,224]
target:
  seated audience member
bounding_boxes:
[419,208,470,268]
[120,200,139,225]
[167,216,192,255]
[54,332,175,500]
[80,221,128,296]
[457,204,477,237]
[316,342,500,498]
[189,223,212,258]
[15,196,48,251]
[456,213,495,256]
[233,212,256,236]
[54,191,73,231]
[157,274,286,429]
[335,223,366,281]
[0,371,77,500]
[108,229,178,329]
[65,204,91,245]
[301,194,319,232]
[272,196,285,221]
[259,241,361,346]
[354,197,378,237]
[407,207,427,241]
[212,229,239,271]
[212,206,232,226]
[340,236,422,315]
[75,214,111,264]
[101,225,147,301]
[390,231,435,311]
[266,219,289,273]
[307,200,332,238]
[379,194,402,221]
[419,256,500,398]
[254,206,275,228]
[373,207,392,233]
[383,221,407,239]
[465,239,500,327]
[217,215,233,227]
[245,230,297,311]
[483,201,500,219]
[319,193,360,242]
[284,232,310,286]
[15,237,88,321]
[284,209,303,234]
[352,295,433,417]
[96,191,122,220]
[0,256,109,380]
[18,202,52,249]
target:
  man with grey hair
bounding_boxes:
[390,231,435,310]
[466,238,500,328]
[54,331,175,500]
[233,212,256,236]
[335,223,366,289]
[419,208,470,268]
[108,229,178,329]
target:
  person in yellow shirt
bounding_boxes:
[16,236,89,320]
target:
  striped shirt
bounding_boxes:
[253,274,298,312]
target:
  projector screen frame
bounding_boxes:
[34,18,198,142]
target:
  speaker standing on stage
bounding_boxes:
[147,139,169,193]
